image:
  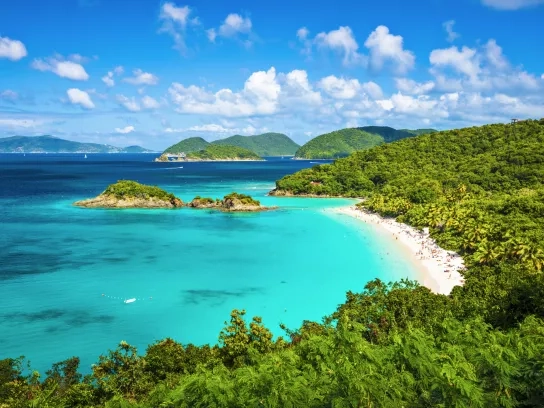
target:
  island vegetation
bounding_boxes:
[73,180,183,208]
[156,144,263,162]
[163,137,210,155]
[188,192,274,212]
[3,120,544,407]
[294,126,434,159]
[212,132,300,156]
[0,135,154,153]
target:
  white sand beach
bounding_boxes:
[328,205,465,295]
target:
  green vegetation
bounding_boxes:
[211,132,300,156]
[0,135,154,153]
[163,137,210,154]
[295,128,384,159]
[294,126,436,159]
[223,192,261,206]
[4,120,544,407]
[186,144,263,160]
[103,180,178,202]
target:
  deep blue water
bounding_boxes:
[0,153,418,374]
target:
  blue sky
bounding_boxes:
[1,0,543,150]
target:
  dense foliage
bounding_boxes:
[357,126,434,142]
[211,133,300,156]
[295,128,384,159]
[103,180,178,202]
[222,192,261,206]
[163,137,210,154]
[186,144,263,160]
[0,136,153,153]
[3,120,544,407]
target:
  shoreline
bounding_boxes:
[327,205,465,295]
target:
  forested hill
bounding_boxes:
[211,132,299,156]
[163,137,209,154]
[294,128,385,159]
[3,119,544,407]
[185,144,263,161]
[294,126,434,159]
[0,135,155,153]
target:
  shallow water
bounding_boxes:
[0,154,418,373]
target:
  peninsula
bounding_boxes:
[188,192,275,212]
[73,180,183,208]
[155,144,263,162]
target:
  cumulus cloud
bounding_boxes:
[207,13,253,46]
[443,20,459,42]
[0,36,27,61]
[0,89,19,103]
[32,54,89,80]
[481,0,544,9]
[123,69,159,85]
[141,95,160,109]
[115,125,135,134]
[315,26,365,66]
[66,88,94,109]
[158,2,199,52]
[116,95,141,112]
[395,78,436,95]
[101,66,124,87]
[299,25,414,73]
[364,25,415,74]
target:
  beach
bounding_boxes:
[328,205,466,295]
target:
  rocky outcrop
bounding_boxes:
[187,193,276,212]
[74,195,184,208]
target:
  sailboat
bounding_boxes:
[84,154,87,159]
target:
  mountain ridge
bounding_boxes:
[0,135,156,153]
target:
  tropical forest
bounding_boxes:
[2,119,544,407]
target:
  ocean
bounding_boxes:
[0,154,419,374]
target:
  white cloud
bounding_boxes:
[123,69,158,85]
[207,13,252,45]
[430,45,480,78]
[165,123,266,135]
[0,36,27,61]
[141,95,160,109]
[116,95,141,112]
[481,0,544,9]
[364,25,415,74]
[315,26,365,66]
[158,2,199,52]
[168,67,281,117]
[66,88,95,109]
[318,76,361,99]
[32,55,89,80]
[297,27,309,41]
[395,78,436,95]
[0,89,19,102]
[443,20,459,42]
[115,125,135,134]
[101,66,124,87]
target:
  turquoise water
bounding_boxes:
[0,154,419,373]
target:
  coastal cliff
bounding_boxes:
[74,180,183,209]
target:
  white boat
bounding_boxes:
[124,298,136,304]
[84,154,87,159]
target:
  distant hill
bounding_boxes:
[0,136,155,153]
[164,137,210,154]
[294,128,384,159]
[211,133,299,156]
[294,126,437,159]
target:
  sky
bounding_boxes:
[1,0,543,150]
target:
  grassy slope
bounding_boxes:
[163,137,210,154]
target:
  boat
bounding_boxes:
[124,298,136,304]
[84,154,87,159]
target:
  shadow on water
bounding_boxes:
[1,309,115,333]
[182,287,265,306]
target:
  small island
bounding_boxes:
[74,180,184,209]
[155,144,264,162]
[188,192,275,212]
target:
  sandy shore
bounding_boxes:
[327,205,465,295]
